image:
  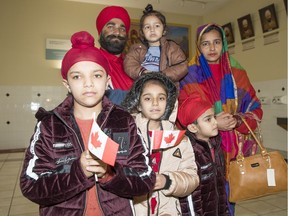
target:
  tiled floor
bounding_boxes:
[0,152,38,216]
[0,152,287,216]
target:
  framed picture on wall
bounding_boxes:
[237,14,255,40]
[166,24,190,58]
[259,4,279,33]
[123,21,142,55]
[222,23,235,44]
[124,20,191,58]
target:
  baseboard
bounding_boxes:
[0,148,26,154]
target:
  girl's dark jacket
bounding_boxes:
[184,131,229,216]
[20,95,155,216]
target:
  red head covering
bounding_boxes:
[61,31,110,79]
[96,6,131,35]
[177,91,212,128]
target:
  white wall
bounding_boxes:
[203,0,287,82]
[0,0,200,150]
[0,0,286,152]
[252,79,287,152]
[0,86,68,150]
[202,0,287,154]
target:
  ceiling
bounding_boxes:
[67,0,234,16]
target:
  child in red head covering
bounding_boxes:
[20,31,155,216]
[177,91,229,215]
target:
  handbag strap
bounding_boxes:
[240,116,267,155]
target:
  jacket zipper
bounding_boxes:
[54,105,114,216]
[99,104,114,129]
[54,112,87,215]
[94,104,115,215]
[210,141,219,216]
[156,150,164,216]
[146,120,163,216]
[54,112,84,152]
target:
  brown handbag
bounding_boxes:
[228,117,287,202]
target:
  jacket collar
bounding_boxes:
[36,94,114,126]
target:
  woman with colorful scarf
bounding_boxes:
[178,23,263,215]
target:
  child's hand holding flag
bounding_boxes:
[88,113,119,167]
[151,130,185,151]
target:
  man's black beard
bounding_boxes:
[99,34,127,55]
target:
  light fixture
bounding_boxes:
[180,0,207,8]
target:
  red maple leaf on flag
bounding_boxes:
[164,133,175,144]
[91,132,102,148]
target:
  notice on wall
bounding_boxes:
[46,38,70,60]
[241,38,255,51]
[263,31,279,45]
[228,44,235,55]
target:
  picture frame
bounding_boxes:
[222,23,235,44]
[258,4,279,33]
[166,24,191,58]
[123,21,142,55]
[237,14,255,40]
[124,20,191,58]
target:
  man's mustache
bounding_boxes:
[106,35,126,41]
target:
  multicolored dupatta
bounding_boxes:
[179,23,262,166]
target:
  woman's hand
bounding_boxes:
[216,112,237,131]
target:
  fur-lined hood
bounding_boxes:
[122,73,177,120]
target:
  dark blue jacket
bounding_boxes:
[184,131,228,216]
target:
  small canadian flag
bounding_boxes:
[151,130,186,150]
[88,113,119,166]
